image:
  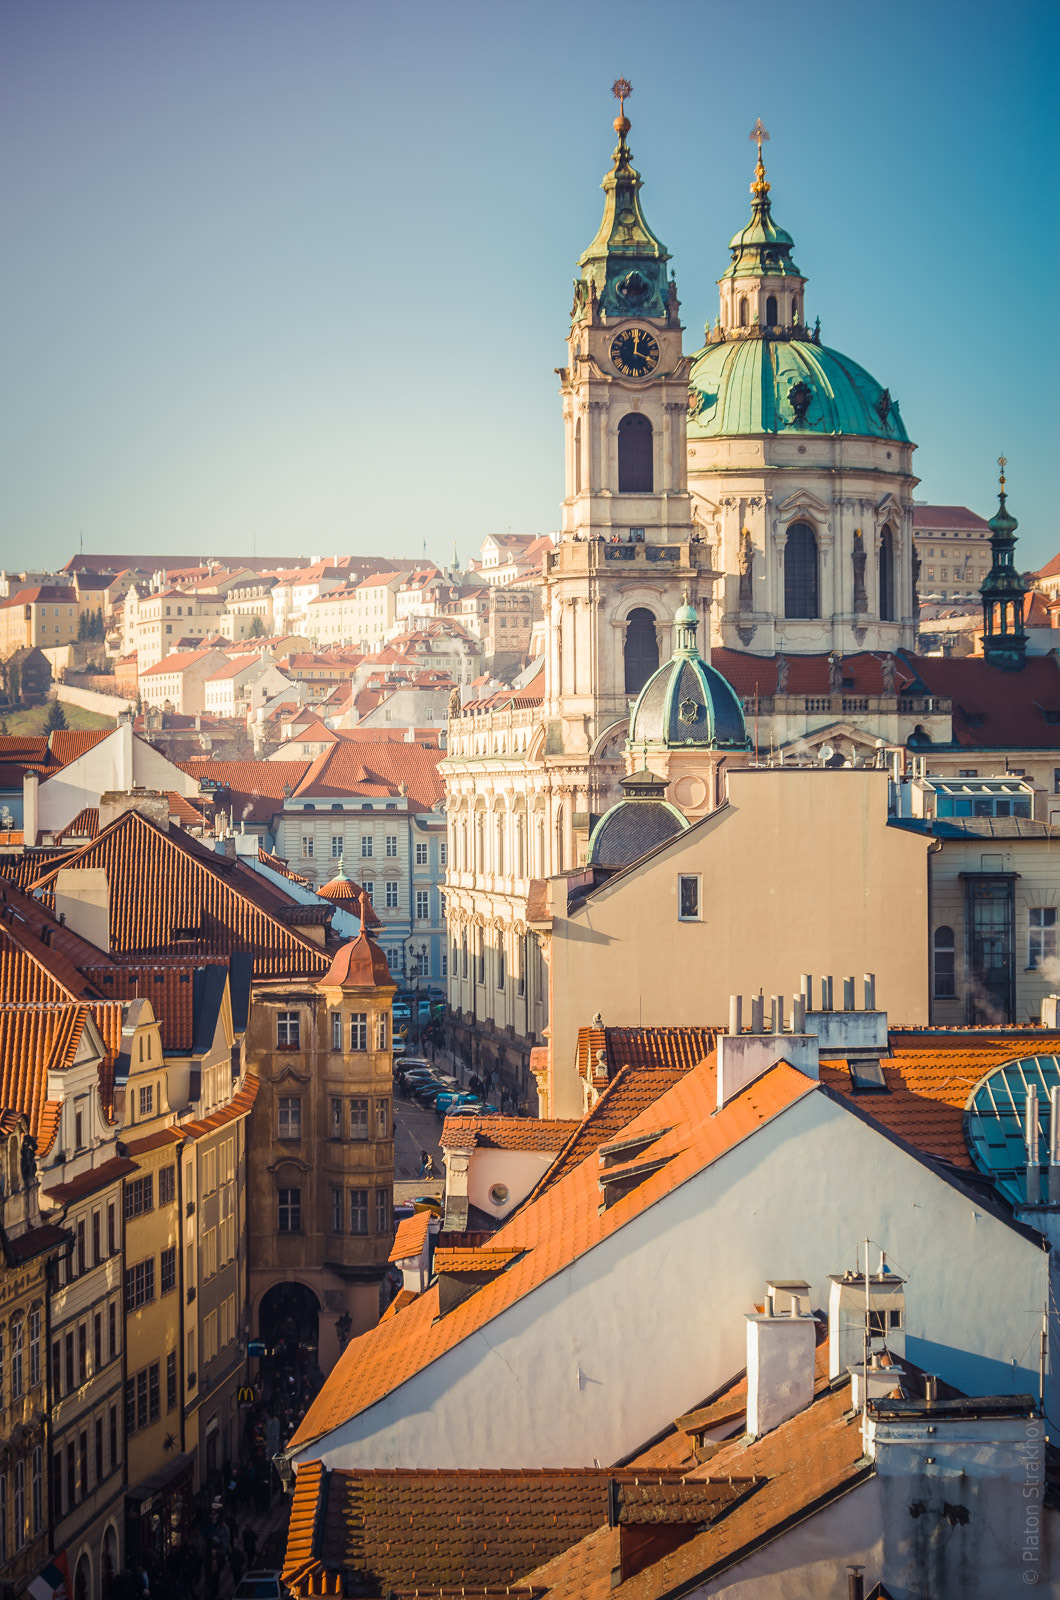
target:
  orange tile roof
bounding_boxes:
[433,1246,522,1273]
[29,810,330,976]
[47,729,113,765]
[441,1115,580,1152]
[818,1026,1060,1169]
[389,1209,430,1262]
[44,1153,137,1205]
[179,1073,259,1138]
[379,1287,419,1322]
[289,1057,815,1453]
[165,791,206,826]
[283,1464,716,1599]
[54,807,100,841]
[0,999,126,1146]
[291,740,444,810]
[257,847,310,885]
[0,917,93,1004]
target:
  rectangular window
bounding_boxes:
[416,890,430,920]
[160,1246,177,1295]
[29,1309,40,1387]
[93,1312,102,1372]
[136,1368,148,1430]
[139,1085,154,1117]
[441,948,448,978]
[77,1323,87,1384]
[375,1099,389,1138]
[202,1229,217,1279]
[331,834,343,857]
[125,1257,156,1311]
[94,1419,103,1485]
[361,835,373,858]
[74,1109,83,1149]
[32,1448,41,1536]
[51,1339,60,1399]
[277,1096,302,1139]
[51,1452,63,1522]
[415,842,429,865]
[349,1189,369,1235]
[330,1096,344,1140]
[110,1403,118,1468]
[349,1098,369,1140]
[65,1332,74,1392]
[376,1187,389,1233]
[158,1165,176,1205]
[277,1011,300,1048]
[278,1188,301,1233]
[1030,907,1058,970]
[166,1351,177,1411]
[66,1442,75,1508]
[385,881,399,909]
[363,882,374,904]
[108,1302,117,1363]
[331,1011,342,1052]
[14,1460,24,1550]
[92,1209,101,1264]
[1054,767,1060,796]
[439,842,447,867]
[349,1013,368,1051]
[377,1014,388,1051]
[11,1319,23,1398]
[678,874,701,921]
[385,834,398,857]
[331,1187,343,1232]
[148,1361,160,1422]
[301,835,314,858]
[76,1219,86,1275]
[124,1174,154,1219]
[107,1201,116,1255]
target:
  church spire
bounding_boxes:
[573,81,672,325]
[714,121,808,339]
[980,455,1027,671]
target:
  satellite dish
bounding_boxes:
[818,744,835,764]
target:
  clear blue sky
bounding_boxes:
[1,0,1056,571]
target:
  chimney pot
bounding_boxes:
[821,976,834,1012]
[728,994,743,1036]
[772,994,785,1033]
[864,972,876,1010]
[843,976,856,1011]
[800,973,813,1008]
[750,994,764,1034]
[792,993,806,1033]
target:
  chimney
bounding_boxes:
[1050,1085,1060,1205]
[828,1259,907,1381]
[54,868,110,953]
[1043,994,1060,1029]
[792,993,806,1033]
[820,975,834,1011]
[728,994,742,1035]
[98,789,170,830]
[745,1293,816,1439]
[847,1568,865,1600]
[843,975,856,1011]
[22,770,39,847]
[863,972,876,1010]
[800,973,813,1008]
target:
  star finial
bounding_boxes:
[612,78,633,116]
[749,118,771,198]
[998,453,1007,493]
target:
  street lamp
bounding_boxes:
[405,939,428,1044]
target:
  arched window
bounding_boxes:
[879,524,895,621]
[624,608,659,693]
[739,297,749,327]
[784,522,819,619]
[574,418,582,495]
[765,295,778,326]
[617,414,653,493]
[933,926,956,999]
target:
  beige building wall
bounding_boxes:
[543,767,931,1117]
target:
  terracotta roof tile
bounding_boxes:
[292,740,444,811]
[29,810,330,976]
[819,1025,1060,1169]
[179,1074,259,1139]
[54,807,100,842]
[379,1287,419,1321]
[0,1000,124,1141]
[432,1246,522,1273]
[43,1153,137,1205]
[389,1209,430,1262]
[47,729,113,765]
[0,916,92,1003]
[290,1057,814,1453]
[257,848,310,885]
[441,1116,579,1152]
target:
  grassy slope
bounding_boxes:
[0,703,116,734]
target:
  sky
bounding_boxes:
[1,0,1056,572]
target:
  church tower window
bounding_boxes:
[617,414,653,493]
[624,608,659,694]
[784,523,819,619]
[738,296,749,327]
[879,525,895,621]
[574,418,582,495]
[765,295,778,326]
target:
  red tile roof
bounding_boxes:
[29,810,330,975]
[53,807,100,842]
[901,652,1060,748]
[711,649,918,698]
[139,649,223,676]
[0,916,94,1004]
[441,1116,580,1152]
[291,740,444,810]
[43,1154,137,1205]
[388,1209,431,1263]
[289,1057,814,1452]
[0,999,127,1146]
[912,504,991,532]
[179,1073,259,1138]
[47,730,113,765]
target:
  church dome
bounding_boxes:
[586,769,688,869]
[687,336,907,443]
[629,602,750,749]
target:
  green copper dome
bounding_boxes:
[628,602,750,750]
[687,337,908,442]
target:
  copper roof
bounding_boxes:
[320,926,392,989]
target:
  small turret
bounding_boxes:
[980,456,1028,671]
[715,120,807,338]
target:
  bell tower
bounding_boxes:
[546,83,706,775]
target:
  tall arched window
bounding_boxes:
[574,418,582,495]
[739,297,749,327]
[765,294,778,326]
[624,608,659,693]
[784,522,819,619]
[617,414,653,493]
[933,926,956,999]
[494,811,505,878]
[879,524,895,621]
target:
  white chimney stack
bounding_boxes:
[1042,994,1060,1029]
[1026,1084,1040,1205]
[843,976,856,1011]
[821,976,834,1012]
[1050,1085,1060,1205]
[801,974,813,1008]
[729,994,743,1036]
[746,1297,816,1439]
[792,993,806,1033]
[864,972,876,1010]
[772,994,785,1033]
[750,994,764,1034]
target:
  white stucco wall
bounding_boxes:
[37,725,201,835]
[293,1086,1054,1472]
[467,1146,559,1218]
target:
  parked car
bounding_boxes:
[393,1002,412,1023]
[434,1090,482,1116]
[413,1076,458,1105]
[234,1575,288,1600]
[398,1057,431,1073]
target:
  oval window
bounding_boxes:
[488,1183,510,1207]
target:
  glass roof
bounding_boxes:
[964,1054,1060,1205]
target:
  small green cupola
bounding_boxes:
[713,122,808,340]
[629,596,750,749]
[572,81,672,325]
[980,456,1028,671]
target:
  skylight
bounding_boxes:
[964,1054,1060,1204]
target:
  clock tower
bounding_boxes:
[547,85,708,778]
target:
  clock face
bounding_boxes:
[610,327,660,378]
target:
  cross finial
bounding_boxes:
[998,453,1007,492]
[749,118,771,198]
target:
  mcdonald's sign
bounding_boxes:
[237,1385,255,1408]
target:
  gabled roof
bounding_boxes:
[53,807,100,842]
[389,1209,431,1262]
[441,1115,580,1152]
[28,810,330,975]
[291,740,444,809]
[0,586,74,608]
[0,999,127,1147]
[47,730,113,765]
[912,504,991,532]
[139,649,223,676]
[901,652,1060,749]
[289,1056,813,1452]
[0,915,97,1004]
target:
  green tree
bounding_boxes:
[77,611,87,641]
[44,700,68,732]
[247,614,265,638]
[7,661,22,708]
